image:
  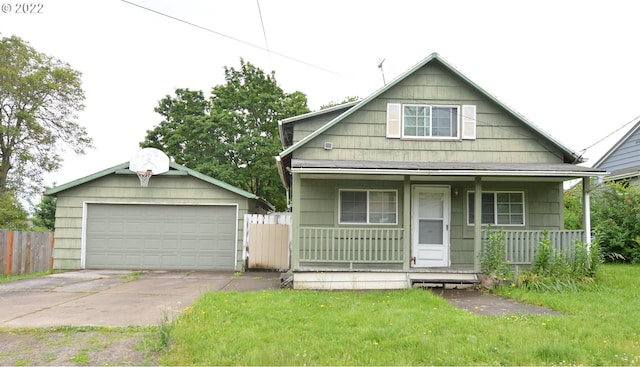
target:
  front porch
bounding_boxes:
[292,227,586,289]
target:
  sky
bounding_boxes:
[2,0,640,196]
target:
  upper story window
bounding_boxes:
[403,105,458,138]
[387,103,475,140]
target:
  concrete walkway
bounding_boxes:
[433,287,563,316]
[0,270,281,328]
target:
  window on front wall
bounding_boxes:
[339,190,397,225]
[403,105,458,138]
[468,191,525,226]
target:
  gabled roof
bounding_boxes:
[45,161,274,210]
[278,100,360,148]
[592,116,640,168]
[278,52,582,164]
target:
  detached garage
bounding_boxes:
[45,161,272,271]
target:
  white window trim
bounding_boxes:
[338,189,399,225]
[401,104,460,140]
[467,190,526,227]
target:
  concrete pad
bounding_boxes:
[222,272,282,291]
[3,292,188,327]
[53,277,128,293]
[0,270,281,328]
[0,291,88,323]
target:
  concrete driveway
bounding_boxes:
[0,270,281,328]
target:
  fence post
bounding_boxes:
[50,233,55,271]
[6,230,13,275]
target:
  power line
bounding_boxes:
[579,114,640,154]
[256,0,270,58]
[120,0,352,80]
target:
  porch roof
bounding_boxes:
[291,159,607,178]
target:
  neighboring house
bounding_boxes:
[45,161,272,271]
[277,53,606,290]
[592,116,640,184]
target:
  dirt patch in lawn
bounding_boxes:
[0,328,159,366]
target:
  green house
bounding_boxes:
[45,162,272,271]
[277,53,605,289]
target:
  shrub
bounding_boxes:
[591,182,640,263]
[480,227,511,280]
[519,234,601,292]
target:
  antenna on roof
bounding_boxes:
[377,58,386,85]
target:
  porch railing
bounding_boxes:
[484,229,586,265]
[299,227,585,267]
[300,227,405,264]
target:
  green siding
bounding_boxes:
[293,62,565,165]
[291,109,347,146]
[295,177,565,270]
[52,174,252,271]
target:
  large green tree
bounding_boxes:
[0,191,28,230]
[142,59,309,210]
[32,189,56,231]
[0,35,92,198]
[564,180,640,263]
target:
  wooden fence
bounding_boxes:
[0,230,55,275]
[243,213,291,271]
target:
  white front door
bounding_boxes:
[412,186,450,267]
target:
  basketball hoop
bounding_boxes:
[129,148,170,187]
[136,170,153,187]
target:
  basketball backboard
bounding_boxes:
[129,147,170,174]
[129,148,170,187]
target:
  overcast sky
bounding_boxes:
[2,0,640,191]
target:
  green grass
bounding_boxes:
[159,264,640,366]
[0,270,52,283]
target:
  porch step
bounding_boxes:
[410,273,479,288]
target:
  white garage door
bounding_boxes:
[85,203,237,270]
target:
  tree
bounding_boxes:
[563,183,583,230]
[0,191,28,230]
[32,190,56,231]
[320,96,360,110]
[0,35,92,199]
[142,59,310,210]
[590,181,640,263]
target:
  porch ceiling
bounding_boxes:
[291,159,607,179]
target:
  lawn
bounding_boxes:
[160,264,640,366]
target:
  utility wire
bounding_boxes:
[120,0,352,80]
[579,115,640,155]
[256,0,270,59]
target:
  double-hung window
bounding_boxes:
[403,105,458,138]
[468,191,525,226]
[339,190,397,225]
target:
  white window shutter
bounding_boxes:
[386,103,401,138]
[461,105,476,140]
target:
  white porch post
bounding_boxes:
[403,176,411,271]
[583,177,592,248]
[474,176,483,272]
[291,172,301,269]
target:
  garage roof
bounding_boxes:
[45,161,274,210]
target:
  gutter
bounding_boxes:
[290,167,608,178]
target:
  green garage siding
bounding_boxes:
[85,203,237,270]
